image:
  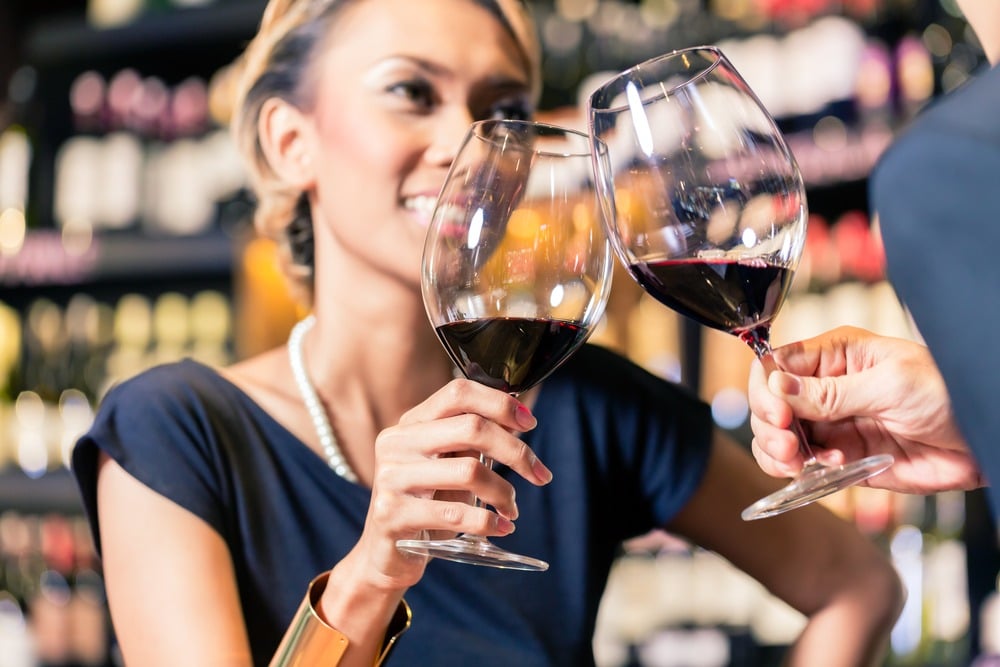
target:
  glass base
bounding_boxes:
[741,454,894,521]
[396,535,549,571]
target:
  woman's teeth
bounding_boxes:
[405,195,465,227]
[404,196,439,218]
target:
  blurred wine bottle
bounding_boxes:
[2,66,38,239]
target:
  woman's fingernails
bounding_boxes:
[516,404,537,430]
[496,516,516,534]
[530,454,553,484]
[816,449,844,466]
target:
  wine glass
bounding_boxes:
[587,46,893,521]
[396,119,614,569]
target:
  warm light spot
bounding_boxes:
[70,70,106,118]
[639,0,679,29]
[555,0,598,21]
[0,207,26,255]
[467,207,485,249]
[549,283,565,308]
[572,201,594,232]
[15,391,48,478]
[813,115,848,152]
[59,388,93,468]
[507,208,543,240]
[923,24,953,58]
[61,218,94,257]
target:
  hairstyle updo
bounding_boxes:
[230,0,541,301]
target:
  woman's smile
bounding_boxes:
[402,194,440,228]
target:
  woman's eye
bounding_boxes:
[388,80,435,109]
[486,102,532,122]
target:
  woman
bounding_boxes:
[72,0,903,665]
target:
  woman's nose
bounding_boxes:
[424,107,476,166]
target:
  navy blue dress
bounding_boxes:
[872,62,1000,518]
[72,344,711,666]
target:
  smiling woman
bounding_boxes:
[71,0,902,665]
[232,0,540,306]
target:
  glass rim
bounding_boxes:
[588,45,726,115]
[467,118,593,158]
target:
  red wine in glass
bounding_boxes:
[436,317,590,395]
[628,258,793,336]
[396,119,613,569]
[630,255,894,519]
[589,46,893,520]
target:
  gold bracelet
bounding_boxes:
[270,572,412,667]
[375,588,412,666]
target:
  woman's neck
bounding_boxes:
[304,217,456,437]
[305,272,453,425]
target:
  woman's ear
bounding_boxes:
[258,97,316,189]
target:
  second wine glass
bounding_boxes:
[396,119,613,570]
[588,46,893,521]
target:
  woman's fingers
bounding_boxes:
[374,497,514,539]
[383,380,552,486]
[374,455,521,521]
[370,462,518,541]
[364,378,553,551]
[399,379,537,433]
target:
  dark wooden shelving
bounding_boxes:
[23,1,267,66]
[0,227,237,286]
[0,467,84,515]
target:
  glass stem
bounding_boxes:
[473,454,495,512]
[469,391,515,513]
[454,454,494,546]
[741,327,821,469]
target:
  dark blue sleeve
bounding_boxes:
[873,63,1000,516]
[71,362,232,554]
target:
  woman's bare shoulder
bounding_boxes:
[221,346,297,410]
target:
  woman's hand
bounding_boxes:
[343,378,552,589]
[747,326,982,494]
[315,378,552,663]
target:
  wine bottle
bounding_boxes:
[69,516,110,667]
[33,514,74,667]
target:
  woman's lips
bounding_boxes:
[403,195,440,228]
[404,194,470,230]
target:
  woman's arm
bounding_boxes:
[666,432,904,667]
[96,454,404,667]
[96,452,254,666]
[95,376,551,666]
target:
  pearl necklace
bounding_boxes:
[287,314,359,482]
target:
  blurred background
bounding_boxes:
[0,0,995,665]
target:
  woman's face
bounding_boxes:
[302,0,534,290]
[956,0,1000,63]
